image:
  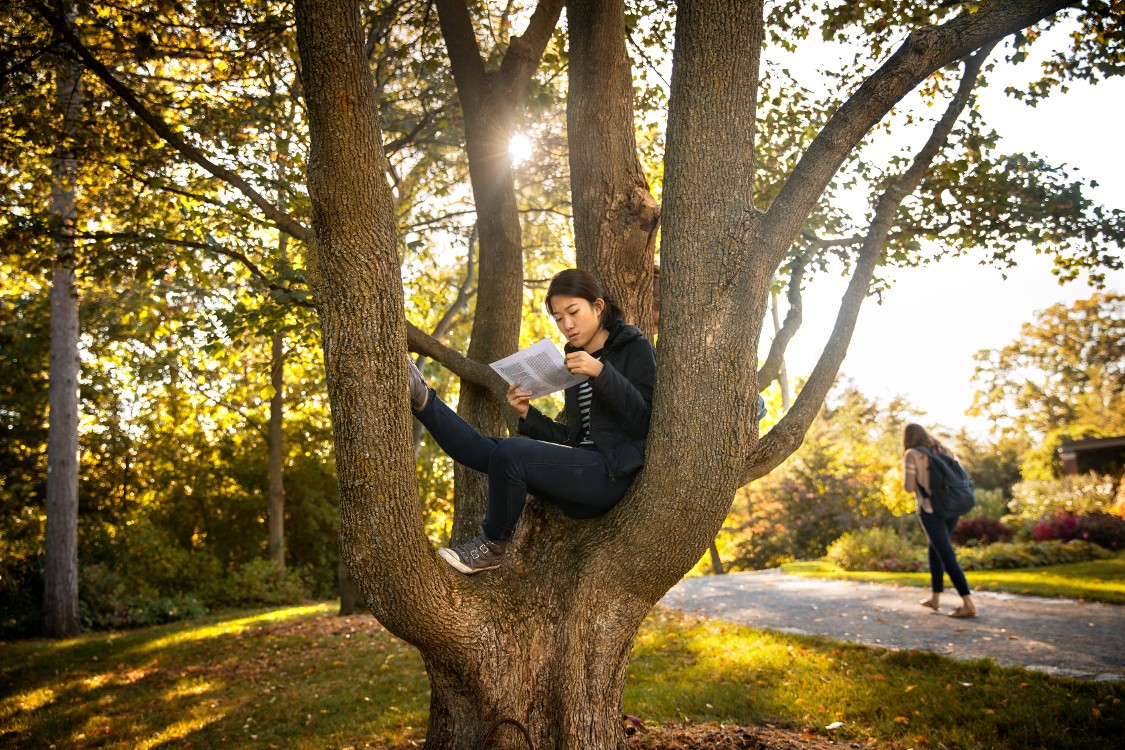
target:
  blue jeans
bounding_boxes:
[918,510,971,597]
[414,392,630,541]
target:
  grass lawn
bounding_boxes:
[781,550,1125,604]
[2,602,1122,749]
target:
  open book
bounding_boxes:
[489,339,587,400]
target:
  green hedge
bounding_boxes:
[957,539,1112,571]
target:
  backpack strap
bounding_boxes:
[910,446,933,498]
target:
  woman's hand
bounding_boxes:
[507,381,532,419]
[564,351,604,378]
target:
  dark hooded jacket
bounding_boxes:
[517,320,657,480]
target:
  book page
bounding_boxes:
[489,339,587,400]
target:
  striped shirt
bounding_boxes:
[577,350,603,447]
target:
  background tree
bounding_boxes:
[717,385,918,572]
[42,0,83,638]
[969,293,1125,438]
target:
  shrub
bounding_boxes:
[1010,473,1119,520]
[826,527,920,572]
[1075,512,1125,551]
[1032,510,1080,542]
[965,487,1009,521]
[79,563,207,630]
[952,517,1013,546]
[957,540,1112,571]
[200,559,310,608]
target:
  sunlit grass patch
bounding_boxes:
[0,603,427,749]
[625,608,1125,749]
[4,602,1122,749]
[781,552,1125,604]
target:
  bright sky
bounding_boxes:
[771,26,1125,436]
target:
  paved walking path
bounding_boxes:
[659,569,1125,681]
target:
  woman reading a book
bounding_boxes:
[408,268,657,574]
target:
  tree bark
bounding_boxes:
[567,0,660,333]
[43,0,82,638]
[294,1,1077,747]
[268,310,286,569]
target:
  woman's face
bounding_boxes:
[549,294,605,350]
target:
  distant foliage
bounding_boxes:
[963,487,1009,521]
[826,527,921,572]
[200,559,311,609]
[952,517,1014,546]
[79,556,310,630]
[1010,473,1120,519]
[80,563,207,630]
[714,385,913,573]
[957,540,1112,571]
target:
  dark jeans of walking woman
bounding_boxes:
[917,511,971,597]
[413,391,630,541]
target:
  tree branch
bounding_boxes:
[759,0,1071,270]
[497,0,566,98]
[406,322,507,399]
[434,0,488,106]
[756,256,806,388]
[429,226,477,343]
[31,0,311,243]
[76,230,313,308]
[744,43,997,485]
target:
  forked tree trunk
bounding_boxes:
[417,515,653,750]
[295,0,1075,747]
[43,0,83,638]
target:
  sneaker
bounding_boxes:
[407,357,429,411]
[437,532,508,574]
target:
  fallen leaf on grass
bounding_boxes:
[894,716,909,724]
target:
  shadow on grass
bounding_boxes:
[1,602,429,749]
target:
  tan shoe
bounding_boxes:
[949,605,978,618]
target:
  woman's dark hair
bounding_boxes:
[903,423,947,454]
[544,268,624,328]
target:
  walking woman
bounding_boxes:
[407,269,657,575]
[903,424,978,618]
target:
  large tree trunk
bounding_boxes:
[295,0,1075,747]
[43,0,83,638]
[567,0,660,333]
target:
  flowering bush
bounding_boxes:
[1010,473,1119,520]
[1075,512,1125,551]
[826,527,920,571]
[952,517,1014,546]
[1033,510,1081,542]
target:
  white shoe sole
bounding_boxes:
[437,547,499,575]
